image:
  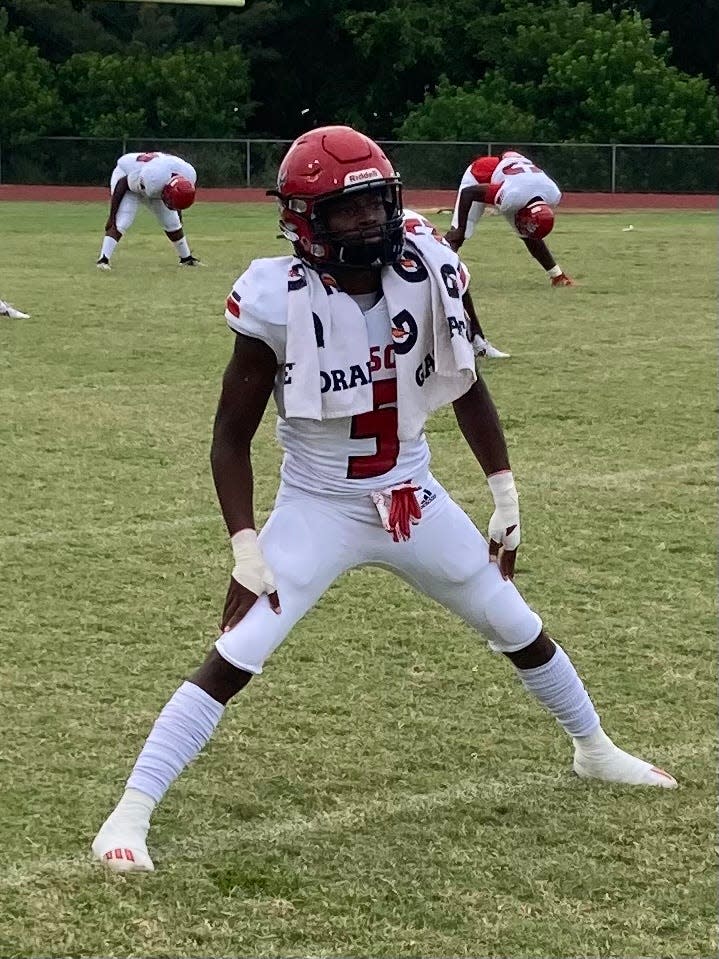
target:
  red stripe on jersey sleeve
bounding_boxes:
[226,296,240,318]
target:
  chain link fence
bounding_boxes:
[1,137,717,193]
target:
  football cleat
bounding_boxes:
[0,300,30,319]
[179,254,203,267]
[92,824,154,873]
[472,335,510,359]
[573,728,677,788]
[483,342,511,359]
[551,272,574,287]
[96,256,111,271]
[471,335,487,357]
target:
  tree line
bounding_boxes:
[1,0,717,147]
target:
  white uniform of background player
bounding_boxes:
[217,251,542,675]
[451,152,562,240]
[111,152,197,234]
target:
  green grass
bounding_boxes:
[0,202,715,958]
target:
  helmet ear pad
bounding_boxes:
[514,201,554,239]
[271,125,404,269]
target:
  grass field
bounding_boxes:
[0,202,716,959]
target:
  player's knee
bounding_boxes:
[188,648,253,705]
[502,629,554,669]
[482,578,543,654]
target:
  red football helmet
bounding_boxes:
[161,175,196,211]
[269,125,403,269]
[514,201,555,239]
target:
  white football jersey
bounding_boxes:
[490,153,561,214]
[225,256,431,496]
[116,152,197,198]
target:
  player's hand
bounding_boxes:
[221,528,280,632]
[551,272,574,287]
[444,228,465,252]
[487,471,521,581]
[488,537,518,580]
[220,577,280,632]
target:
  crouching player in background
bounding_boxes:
[96,151,201,270]
[445,151,573,287]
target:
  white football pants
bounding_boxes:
[216,474,542,674]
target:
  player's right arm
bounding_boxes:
[211,333,280,630]
[105,176,129,232]
[445,185,490,250]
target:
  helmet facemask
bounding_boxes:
[313,182,404,268]
[279,180,404,270]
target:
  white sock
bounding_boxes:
[515,643,600,737]
[100,236,118,260]
[106,787,156,832]
[573,725,614,753]
[173,237,191,258]
[126,681,225,803]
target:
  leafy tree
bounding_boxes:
[606,0,718,83]
[397,75,544,140]
[398,1,718,143]
[57,45,254,138]
[3,0,120,61]
[536,10,718,142]
[0,10,63,144]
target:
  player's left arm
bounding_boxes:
[453,380,520,579]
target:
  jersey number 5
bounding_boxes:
[347,379,399,479]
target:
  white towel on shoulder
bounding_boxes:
[284,264,373,421]
[283,216,476,438]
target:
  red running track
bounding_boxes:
[0,184,716,210]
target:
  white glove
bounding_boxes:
[487,471,521,551]
[230,528,276,595]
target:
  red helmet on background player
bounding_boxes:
[269,125,404,269]
[514,201,555,239]
[161,175,196,211]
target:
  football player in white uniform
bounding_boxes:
[92,126,676,873]
[96,151,201,270]
[446,151,574,288]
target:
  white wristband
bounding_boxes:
[547,265,563,278]
[230,528,276,596]
[487,471,521,551]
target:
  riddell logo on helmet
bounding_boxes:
[344,168,382,186]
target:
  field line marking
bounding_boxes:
[0,772,562,888]
[0,461,714,547]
